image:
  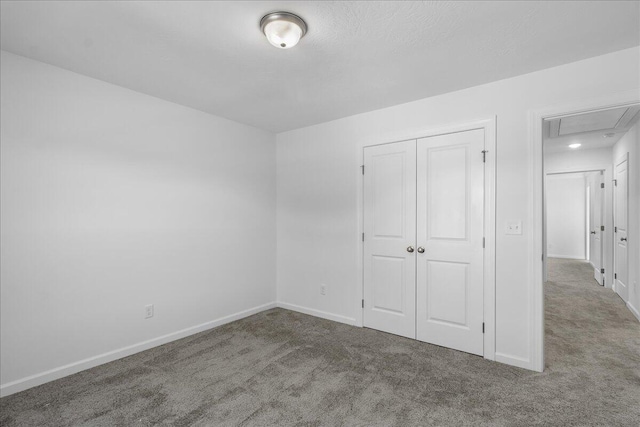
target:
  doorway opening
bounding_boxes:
[545,170,605,285]
[537,100,640,371]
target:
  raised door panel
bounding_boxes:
[428,146,468,240]
[372,256,405,314]
[426,260,468,326]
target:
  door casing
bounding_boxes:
[531,92,640,373]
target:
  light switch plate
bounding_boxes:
[506,221,522,235]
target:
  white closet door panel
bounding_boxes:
[416,129,484,356]
[363,140,416,339]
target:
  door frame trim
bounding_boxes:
[356,117,497,362]
[545,168,611,288]
[529,90,640,372]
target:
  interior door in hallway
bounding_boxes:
[591,172,604,286]
[416,129,485,356]
[614,155,629,302]
[363,140,417,339]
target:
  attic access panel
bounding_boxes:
[547,105,640,138]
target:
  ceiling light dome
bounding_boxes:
[260,12,307,49]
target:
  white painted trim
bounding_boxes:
[547,255,587,260]
[356,143,365,328]
[0,302,277,398]
[545,166,612,288]
[495,352,533,370]
[277,302,357,326]
[357,117,497,363]
[529,90,640,373]
[546,167,609,175]
[627,302,640,322]
[483,117,497,362]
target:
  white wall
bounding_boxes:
[546,174,586,259]
[612,122,640,320]
[545,147,613,287]
[0,51,276,395]
[276,47,640,370]
[545,147,613,172]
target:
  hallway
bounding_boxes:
[544,258,640,422]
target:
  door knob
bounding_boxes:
[590,231,596,234]
[407,246,414,253]
[620,237,627,242]
[417,247,425,253]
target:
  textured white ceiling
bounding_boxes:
[2,1,639,132]
[543,105,640,153]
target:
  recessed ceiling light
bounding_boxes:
[568,143,581,149]
[260,12,307,49]
[603,132,615,138]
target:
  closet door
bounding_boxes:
[416,130,485,356]
[363,140,416,339]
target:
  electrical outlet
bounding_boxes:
[320,284,326,296]
[145,304,154,319]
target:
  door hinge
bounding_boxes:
[361,165,365,175]
[362,232,365,241]
[613,179,617,186]
[601,268,605,274]
[615,273,617,279]
[482,150,488,163]
[601,225,605,231]
[362,299,364,308]
[482,322,485,333]
[542,253,544,261]
[482,237,485,248]
[601,183,605,189]
[615,226,617,233]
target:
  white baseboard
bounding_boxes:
[495,352,536,371]
[0,301,277,398]
[627,302,640,322]
[277,303,542,371]
[277,302,357,326]
[547,255,586,260]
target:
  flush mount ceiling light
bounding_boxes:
[260,12,307,49]
[568,143,581,149]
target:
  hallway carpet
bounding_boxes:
[2,258,639,426]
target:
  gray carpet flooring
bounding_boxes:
[1,258,639,426]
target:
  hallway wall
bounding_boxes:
[546,174,587,259]
[612,122,640,320]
